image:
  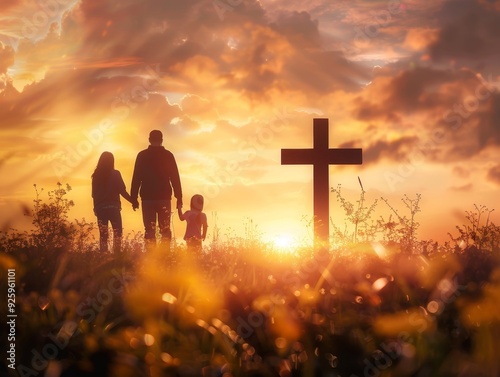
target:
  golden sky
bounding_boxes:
[1,0,499,245]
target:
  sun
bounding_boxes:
[271,234,296,253]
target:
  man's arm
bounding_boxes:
[130,153,142,209]
[177,207,185,221]
[131,153,142,200]
[169,153,183,208]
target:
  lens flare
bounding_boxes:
[272,234,296,254]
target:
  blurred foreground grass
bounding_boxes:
[1,184,499,377]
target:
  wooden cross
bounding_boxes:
[281,118,363,250]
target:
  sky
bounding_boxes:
[1,0,499,247]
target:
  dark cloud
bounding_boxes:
[354,67,482,121]
[270,11,321,47]
[354,97,402,123]
[487,164,500,185]
[440,90,500,161]
[429,0,500,63]
[476,93,500,147]
[341,136,419,165]
[75,0,265,64]
[267,9,371,92]
[351,65,500,164]
[66,0,368,96]
[386,68,456,112]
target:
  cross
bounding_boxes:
[281,118,363,250]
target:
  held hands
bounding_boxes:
[131,199,180,211]
[132,198,140,211]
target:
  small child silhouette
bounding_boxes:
[178,194,208,253]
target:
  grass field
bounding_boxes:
[1,184,500,377]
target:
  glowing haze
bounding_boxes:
[1,0,499,245]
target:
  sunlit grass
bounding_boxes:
[1,183,500,377]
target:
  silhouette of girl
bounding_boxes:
[178,194,208,253]
[92,152,133,253]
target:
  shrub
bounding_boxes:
[1,183,500,377]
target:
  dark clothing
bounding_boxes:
[131,145,182,248]
[92,170,126,212]
[96,207,122,253]
[131,146,182,202]
[92,169,127,253]
[142,200,171,240]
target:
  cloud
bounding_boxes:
[0,0,373,118]
[74,0,266,65]
[403,28,439,51]
[450,183,473,192]
[0,0,20,12]
[283,49,370,93]
[298,1,449,64]
[350,65,500,164]
[340,136,419,166]
[487,164,500,185]
[270,11,321,47]
[2,0,496,176]
[1,0,499,242]
[70,0,369,97]
[452,165,471,179]
[0,42,15,74]
[371,67,462,114]
[429,0,500,62]
[353,67,476,125]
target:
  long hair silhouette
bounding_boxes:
[92,151,115,184]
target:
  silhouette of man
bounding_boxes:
[131,130,182,250]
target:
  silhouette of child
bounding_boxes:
[178,194,208,253]
[92,152,134,253]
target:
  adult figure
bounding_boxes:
[92,151,134,253]
[131,130,182,250]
